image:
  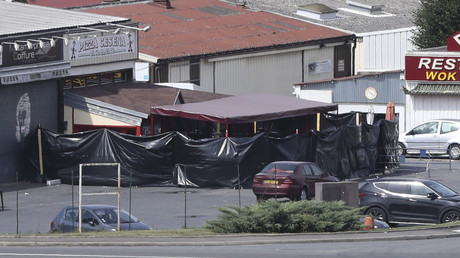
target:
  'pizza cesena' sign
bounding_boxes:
[405,30,460,81]
[69,32,136,60]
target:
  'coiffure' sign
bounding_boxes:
[405,31,460,81]
[0,40,63,67]
[69,32,136,60]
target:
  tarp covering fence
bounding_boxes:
[24,117,398,188]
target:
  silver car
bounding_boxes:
[398,119,460,159]
[50,204,152,233]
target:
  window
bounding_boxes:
[412,122,438,135]
[441,122,459,134]
[302,166,313,176]
[190,58,200,86]
[386,182,408,194]
[310,164,324,176]
[409,183,432,196]
[63,71,129,89]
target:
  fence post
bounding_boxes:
[237,165,241,208]
[129,167,133,230]
[184,166,187,229]
[16,171,19,235]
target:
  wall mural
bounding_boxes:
[16,93,31,142]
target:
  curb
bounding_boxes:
[2,229,460,247]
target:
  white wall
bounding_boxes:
[405,95,460,131]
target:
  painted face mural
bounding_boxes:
[16,93,31,142]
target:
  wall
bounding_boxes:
[0,81,58,184]
[405,94,460,131]
[356,28,415,72]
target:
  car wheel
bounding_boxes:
[298,187,309,201]
[442,210,460,223]
[397,142,406,156]
[449,144,460,160]
[366,207,388,223]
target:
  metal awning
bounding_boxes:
[403,84,460,95]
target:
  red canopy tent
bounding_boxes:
[150,93,338,136]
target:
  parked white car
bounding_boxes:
[398,119,460,160]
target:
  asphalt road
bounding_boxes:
[0,157,459,235]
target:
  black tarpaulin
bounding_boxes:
[24,115,398,187]
[150,93,338,123]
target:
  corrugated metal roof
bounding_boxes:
[81,0,353,60]
[0,1,128,36]
[403,84,460,95]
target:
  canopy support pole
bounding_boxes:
[225,123,229,137]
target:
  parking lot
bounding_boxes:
[1,157,459,235]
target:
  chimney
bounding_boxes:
[151,0,172,9]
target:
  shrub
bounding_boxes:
[205,200,362,233]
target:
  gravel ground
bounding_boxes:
[227,0,421,33]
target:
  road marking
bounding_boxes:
[0,254,204,258]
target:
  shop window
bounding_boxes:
[72,77,85,88]
[86,75,99,87]
[100,73,113,84]
[63,71,129,89]
[113,72,127,83]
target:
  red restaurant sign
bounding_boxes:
[405,56,460,81]
[405,30,460,81]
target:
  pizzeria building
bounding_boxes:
[404,31,460,129]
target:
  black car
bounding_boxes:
[359,178,460,225]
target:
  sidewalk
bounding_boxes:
[1,226,460,247]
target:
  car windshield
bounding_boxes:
[262,163,296,174]
[425,181,458,197]
[93,208,139,224]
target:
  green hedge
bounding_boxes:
[205,200,362,233]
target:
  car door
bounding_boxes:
[438,122,460,153]
[301,165,316,197]
[404,121,440,154]
[407,182,442,223]
[382,182,413,222]
[60,208,79,232]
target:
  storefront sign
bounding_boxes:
[447,31,460,52]
[308,59,332,74]
[1,40,63,67]
[405,56,460,81]
[1,68,69,85]
[69,32,136,60]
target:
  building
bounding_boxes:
[0,1,145,184]
[404,31,460,129]
[246,0,419,130]
[243,0,419,73]
[42,0,354,97]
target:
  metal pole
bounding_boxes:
[117,164,121,231]
[71,170,74,230]
[129,167,132,230]
[79,164,82,233]
[274,165,277,200]
[184,166,187,229]
[237,165,241,208]
[16,171,19,235]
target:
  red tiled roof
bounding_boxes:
[81,0,352,60]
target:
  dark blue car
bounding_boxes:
[359,178,460,225]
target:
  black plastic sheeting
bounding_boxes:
[24,117,398,188]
